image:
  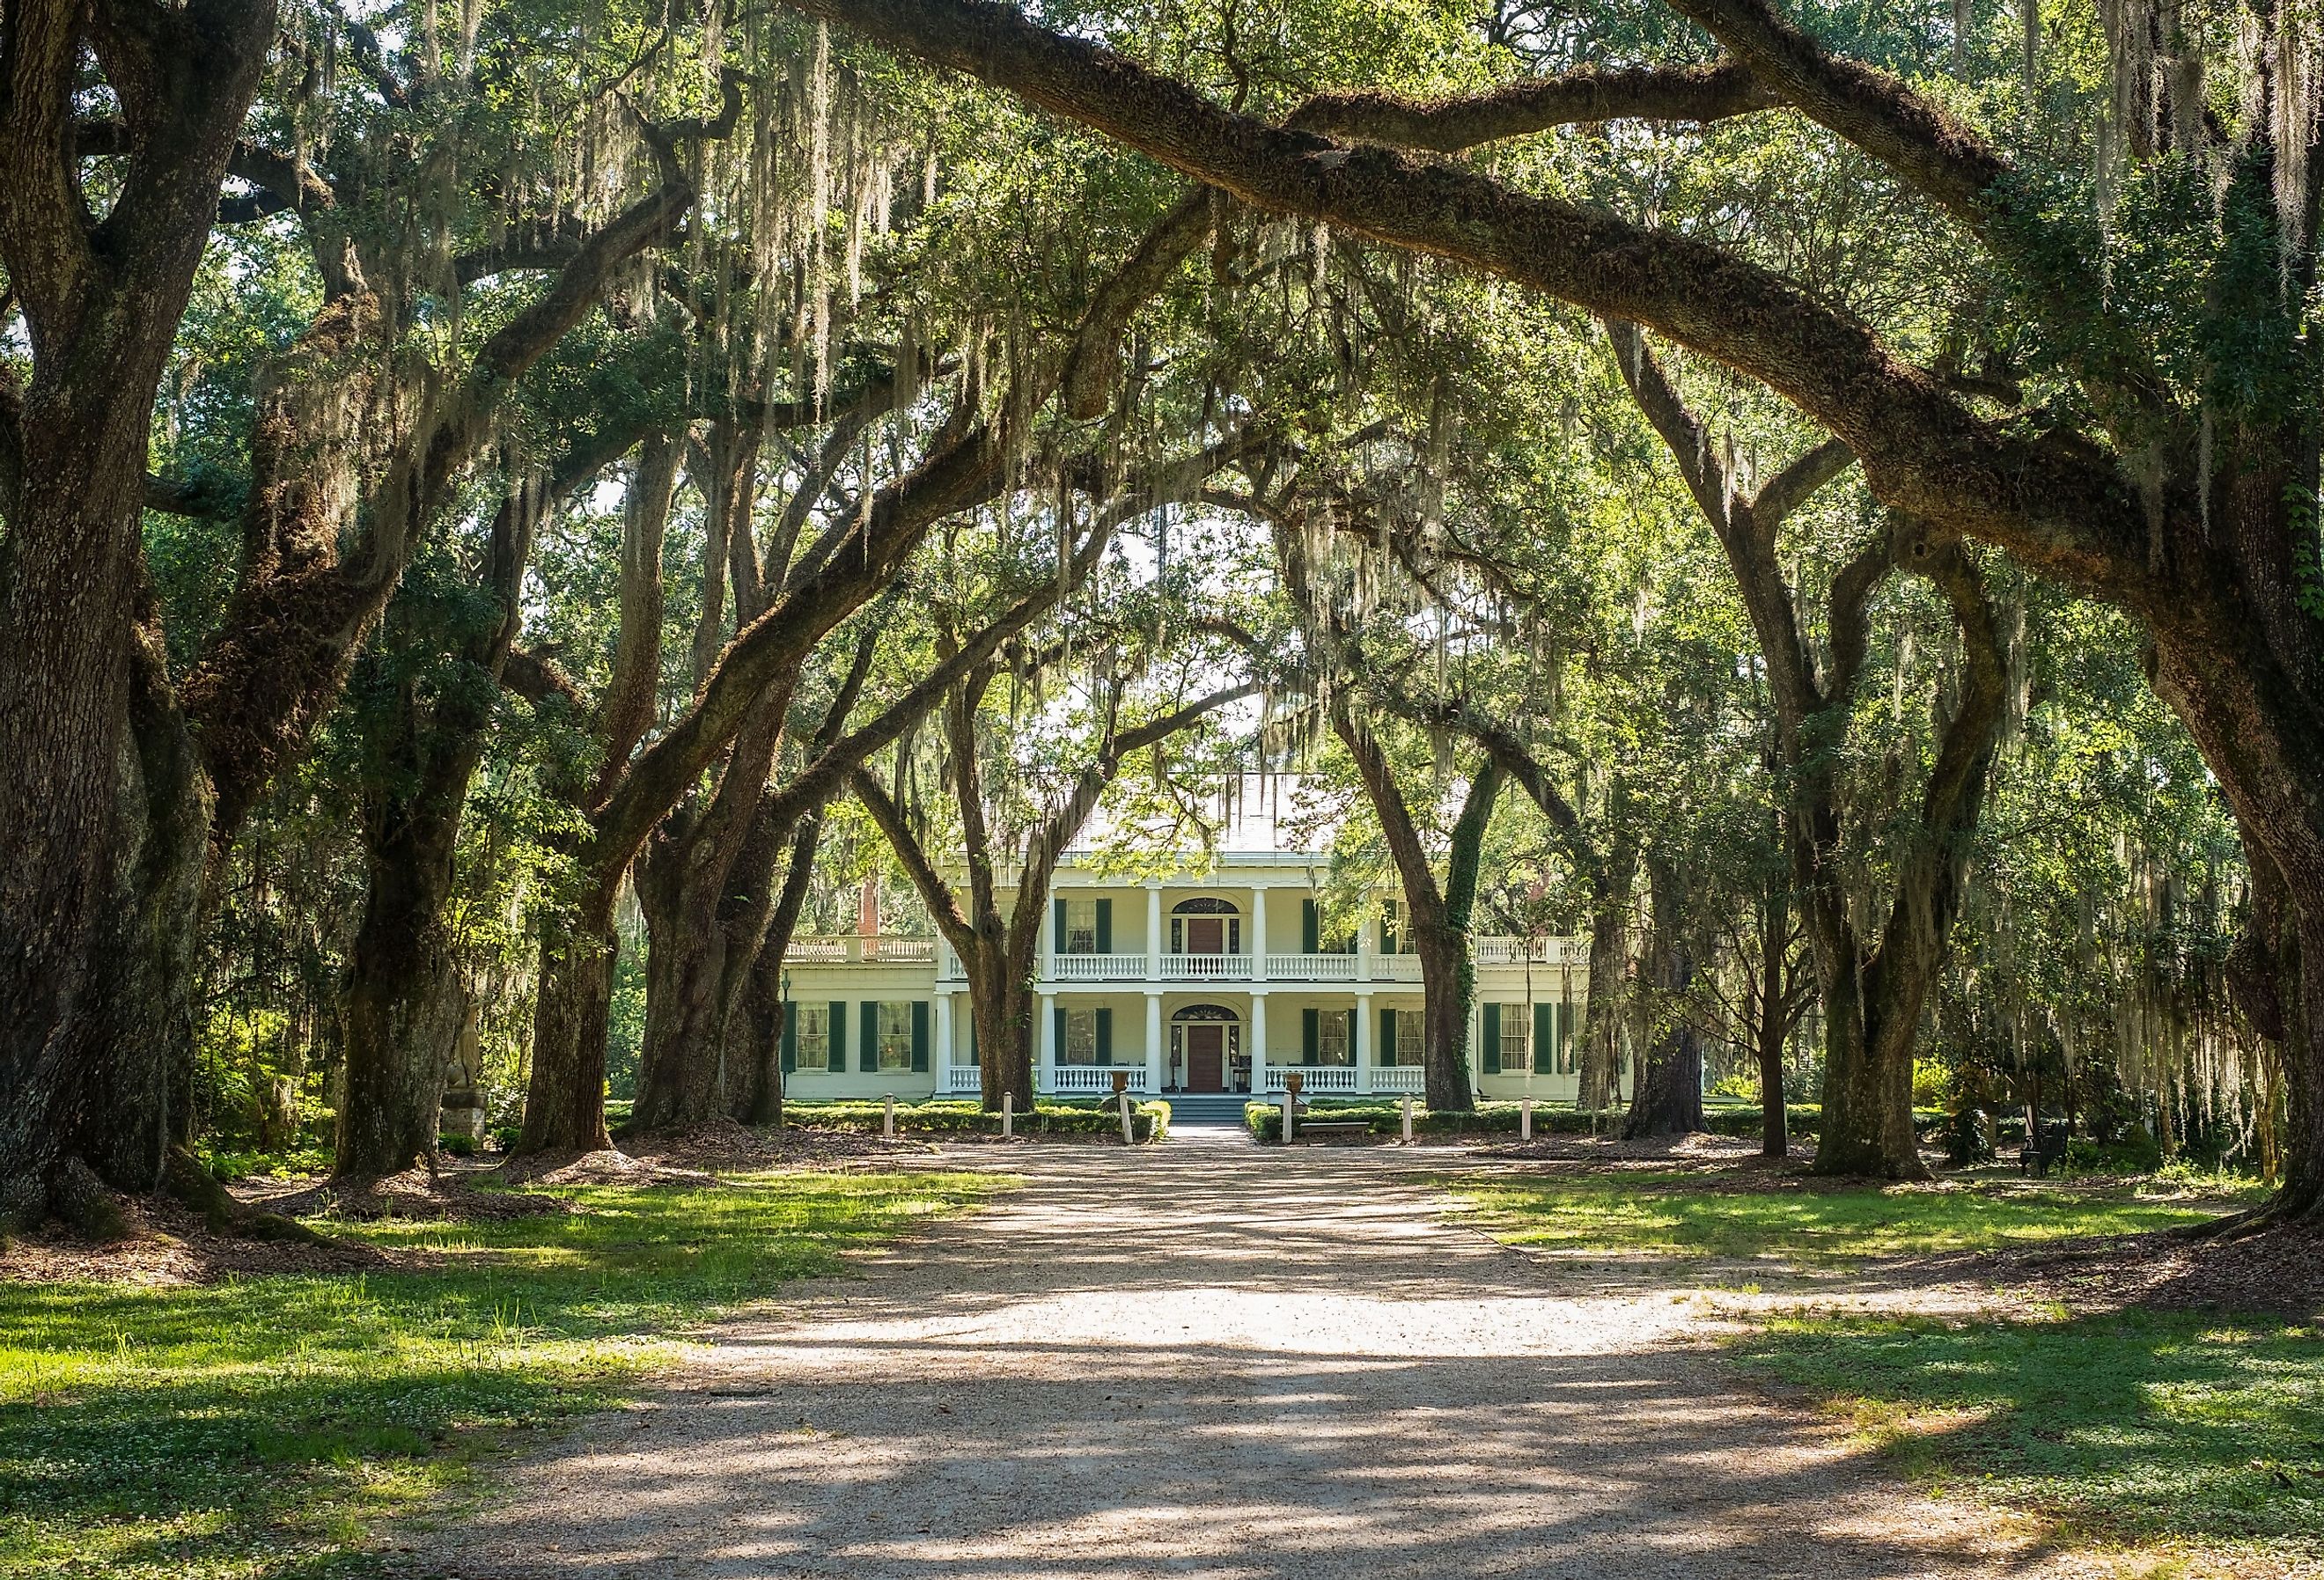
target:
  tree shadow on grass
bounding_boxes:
[1728,1305,2324,1550]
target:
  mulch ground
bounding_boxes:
[1961,1221,2324,1319]
[0,1194,390,1287]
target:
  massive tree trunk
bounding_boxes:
[1624,856,1705,1139]
[337,832,464,1176]
[333,477,552,1178]
[0,0,276,1223]
[967,951,1040,1113]
[1408,922,1476,1113]
[518,880,621,1155]
[723,812,829,1126]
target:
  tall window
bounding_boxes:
[1063,1008,1102,1065]
[795,1004,830,1068]
[1500,1006,1530,1072]
[877,1003,915,1070]
[1317,1008,1351,1065]
[1063,896,1100,954]
[1393,1008,1423,1066]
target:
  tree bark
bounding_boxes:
[1576,838,1637,1113]
[0,0,276,1221]
[1624,857,1706,1139]
[517,879,621,1155]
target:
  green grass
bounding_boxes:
[1446,1172,2245,1268]
[0,1169,997,1579]
[1732,1310,2324,1560]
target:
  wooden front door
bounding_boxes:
[1184,1025,1225,1091]
[1185,917,1225,955]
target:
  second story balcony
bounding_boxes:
[878,940,1563,984]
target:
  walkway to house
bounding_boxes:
[418,1141,2064,1580]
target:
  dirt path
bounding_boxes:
[412,1133,2068,1580]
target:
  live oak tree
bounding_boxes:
[762,0,2324,1222]
[1,0,736,1217]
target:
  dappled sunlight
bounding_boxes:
[421,1147,2070,1579]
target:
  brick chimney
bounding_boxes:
[857,874,880,937]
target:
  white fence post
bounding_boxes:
[1520,1097,1533,1142]
[1002,1091,1014,1140]
[1401,1094,1415,1144]
[884,1094,895,1140]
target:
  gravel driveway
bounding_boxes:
[414,1132,2065,1579]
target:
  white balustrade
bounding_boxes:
[1051,953,1138,981]
[784,934,938,965]
[1368,954,1423,982]
[1045,1065,1151,1095]
[1266,952,1357,981]
[1370,1064,1425,1094]
[1260,1063,1359,1094]
[1158,954,1252,981]
[942,1065,982,1095]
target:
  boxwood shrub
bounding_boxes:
[782,1098,1171,1143]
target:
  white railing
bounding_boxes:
[1261,1063,1360,1094]
[1368,955,1423,982]
[1267,952,1357,981]
[938,947,965,981]
[1370,1064,1425,1094]
[942,1064,982,1095]
[1158,954,1252,981]
[784,934,938,966]
[1046,1065,1151,1095]
[1050,953,1142,981]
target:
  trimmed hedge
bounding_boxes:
[1243,1099,1955,1143]
[783,1098,1172,1143]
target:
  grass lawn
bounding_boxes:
[1451,1166,2318,1569]
[1734,1310,2324,1564]
[1445,1170,2248,1267]
[0,1169,997,1580]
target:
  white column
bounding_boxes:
[1355,988,1373,1093]
[1251,886,1269,981]
[1249,992,1268,1091]
[1144,991,1164,1094]
[1146,881,1163,981]
[1357,897,1374,981]
[1039,991,1057,1095]
[1043,895,1056,982]
[934,990,954,1093]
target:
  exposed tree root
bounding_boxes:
[162,1143,333,1244]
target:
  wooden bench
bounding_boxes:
[1291,1121,1373,1145]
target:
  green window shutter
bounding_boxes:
[1052,1004,1067,1063]
[911,1001,930,1071]
[1534,1002,1555,1073]
[1482,1003,1502,1074]
[1095,898,1112,954]
[1379,1006,1396,1065]
[860,1002,879,1071]
[781,1002,798,1074]
[1095,1007,1113,1063]
[828,1001,848,1071]
[1302,1007,1320,1064]
[1302,899,1320,953]
[1054,897,1068,952]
